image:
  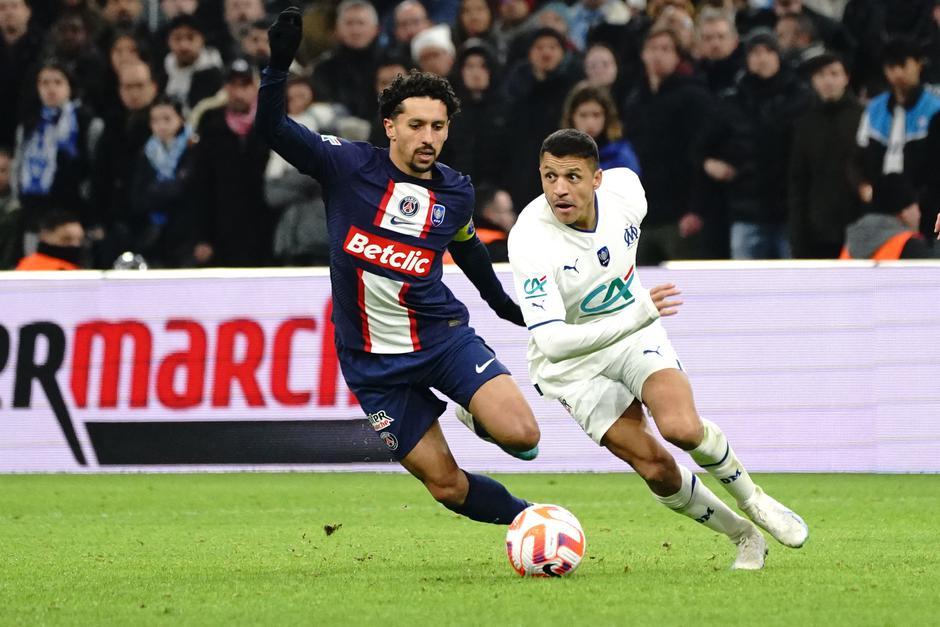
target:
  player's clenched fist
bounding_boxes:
[649,283,683,317]
[268,6,303,71]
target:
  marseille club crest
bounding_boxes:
[597,246,610,267]
[431,203,446,226]
[398,195,420,217]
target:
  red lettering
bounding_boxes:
[271,317,316,406]
[156,320,207,409]
[212,319,265,407]
[71,321,152,408]
[317,299,358,407]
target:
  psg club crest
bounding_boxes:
[597,246,610,267]
[380,431,399,451]
[431,203,446,227]
[399,195,420,217]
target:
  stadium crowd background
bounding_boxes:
[0,0,938,270]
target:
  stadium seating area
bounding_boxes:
[1,0,938,269]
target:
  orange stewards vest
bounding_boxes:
[15,253,80,271]
[839,231,917,261]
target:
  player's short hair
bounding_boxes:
[540,129,599,170]
[378,69,461,120]
[38,210,81,233]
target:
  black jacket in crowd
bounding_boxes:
[788,93,866,258]
[698,69,812,225]
[622,73,715,227]
[312,43,381,121]
[0,28,44,147]
[190,108,272,267]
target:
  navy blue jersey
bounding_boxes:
[258,68,476,354]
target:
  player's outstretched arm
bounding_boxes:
[521,283,681,363]
[256,8,329,176]
[449,227,524,326]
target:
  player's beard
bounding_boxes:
[409,146,436,173]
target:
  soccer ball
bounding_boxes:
[505,504,586,577]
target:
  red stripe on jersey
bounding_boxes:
[624,265,634,283]
[398,283,420,351]
[356,268,372,352]
[373,179,396,227]
[420,190,437,239]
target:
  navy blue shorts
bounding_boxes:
[338,330,511,460]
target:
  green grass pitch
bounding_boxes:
[1,473,937,626]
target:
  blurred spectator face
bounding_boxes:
[0,0,31,43]
[418,45,455,76]
[774,0,802,17]
[460,0,492,37]
[160,0,198,19]
[336,5,379,50]
[54,14,88,56]
[499,0,530,27]
[746,43,780,79]
[376,63,407,94]
[42,220,84,247]
[461,52,490,92]
[169,24,204,67]
[774,15,809,52]
[537,8,569,38]
[584,44,617,87]
[698,17,737,61]
[899,202,921,230]
[642,32,680,81]
[287,80,314,115]
[572,99,605,139]
[37,67,71,107]
[225,0,263,37]
[655,6,693,52]
[110,34,141,72]
[394,1,430,44]
[225,76,258,113]
[810,60,848,102]
[118,61,157,110]
[0,151,11,194]
[482,190,516,231]
[241,24,270,61]
[103,0,143,27]
[529,35,564,77]
[150,103,184,143]
[884,58,922,94]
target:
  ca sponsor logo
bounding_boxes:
[523,275,547,299]
[579,266,636,317]
[368,410,394,431]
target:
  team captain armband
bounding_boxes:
[452,220,476,242]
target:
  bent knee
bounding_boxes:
[503,417,540,450]
[658,417,704,451]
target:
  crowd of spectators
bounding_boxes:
[1,0,939,270]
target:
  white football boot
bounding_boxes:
[740,486,809,548]
[731,523,768,571]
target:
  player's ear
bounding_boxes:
[383,117,395,141]
[593,166,603,190]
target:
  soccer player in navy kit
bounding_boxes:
[258,7,538,525]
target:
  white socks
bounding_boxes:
[689,419,757,505]
[654,465,751,541]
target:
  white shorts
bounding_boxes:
[555,321,683,444]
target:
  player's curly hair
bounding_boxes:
[378,70,461,121]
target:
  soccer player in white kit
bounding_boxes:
[507,129,809,570]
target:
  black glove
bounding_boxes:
[268,6,303,71]
[490,295,526,327]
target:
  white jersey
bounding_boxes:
[507,168,656,396]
